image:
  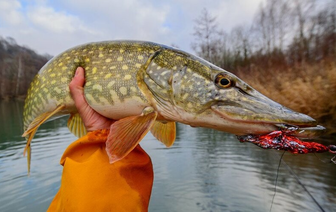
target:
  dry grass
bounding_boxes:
[236,60,336,134]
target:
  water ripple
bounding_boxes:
[1,113,336,211]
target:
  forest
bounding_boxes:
[192,0,336,132]
[0,0,335,132]
[0,37,50,100]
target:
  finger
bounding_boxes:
[69,67,93,120]
[69,67,85,102]
[69,67,90,113]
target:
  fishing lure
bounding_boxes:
[237,128,336,157]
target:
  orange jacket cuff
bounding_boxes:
[48,129,153,212]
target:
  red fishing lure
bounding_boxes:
[237,130,336,155]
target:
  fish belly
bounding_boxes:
[87,95,150,120]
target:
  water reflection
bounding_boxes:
[0,100,25,149]
[0,100,335,212]
[0,100,76,211]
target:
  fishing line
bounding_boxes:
[279,156,326,212]
[312,152,336,165]
[313,153,328,163]
[312,153,336,164]
[269,151,285,212]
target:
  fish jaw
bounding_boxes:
[210,84,316,127]
[210,105,323,137]
[209,93,317,134]
[166,99,323,138]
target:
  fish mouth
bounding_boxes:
[274,124,326,138]
[211,99,325,138]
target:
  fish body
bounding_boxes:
[23,40,322,172]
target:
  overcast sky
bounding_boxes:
[0,0,264,56]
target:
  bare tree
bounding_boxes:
[230,25,251,63]
[15,53,23,96]
[289,0,316,62]
[191,8,220,63]
[252,0,291,54]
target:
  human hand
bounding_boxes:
[69,67,114,131]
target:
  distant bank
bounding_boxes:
[0,36,50,100]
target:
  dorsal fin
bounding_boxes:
[150,121,176,147]
[67,113,87,137]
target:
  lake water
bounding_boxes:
[1,100,336,212]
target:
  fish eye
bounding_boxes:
[215,74,232,88]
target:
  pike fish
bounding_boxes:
[22,41,324,172]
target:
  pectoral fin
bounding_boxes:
[67,113,87,137]
[150,121,176,147]
[106,110,157,163]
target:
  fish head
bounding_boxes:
[200,70,322,137]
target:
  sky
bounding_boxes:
[0,0,264,56]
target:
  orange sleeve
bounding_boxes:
[48,129,153,212]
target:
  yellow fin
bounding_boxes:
[22,104,65,174]
[67,113,87,137]
[22,104,66,137]
[23,128,36,156]
[24,128,36,175]
[26,144,31,176]
[106,111,157,163]
[150,121,176,147]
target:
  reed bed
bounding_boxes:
[236,61,336,134]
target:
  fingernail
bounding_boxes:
[75,68,79,76]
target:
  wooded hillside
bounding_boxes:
[0,37,50,99]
